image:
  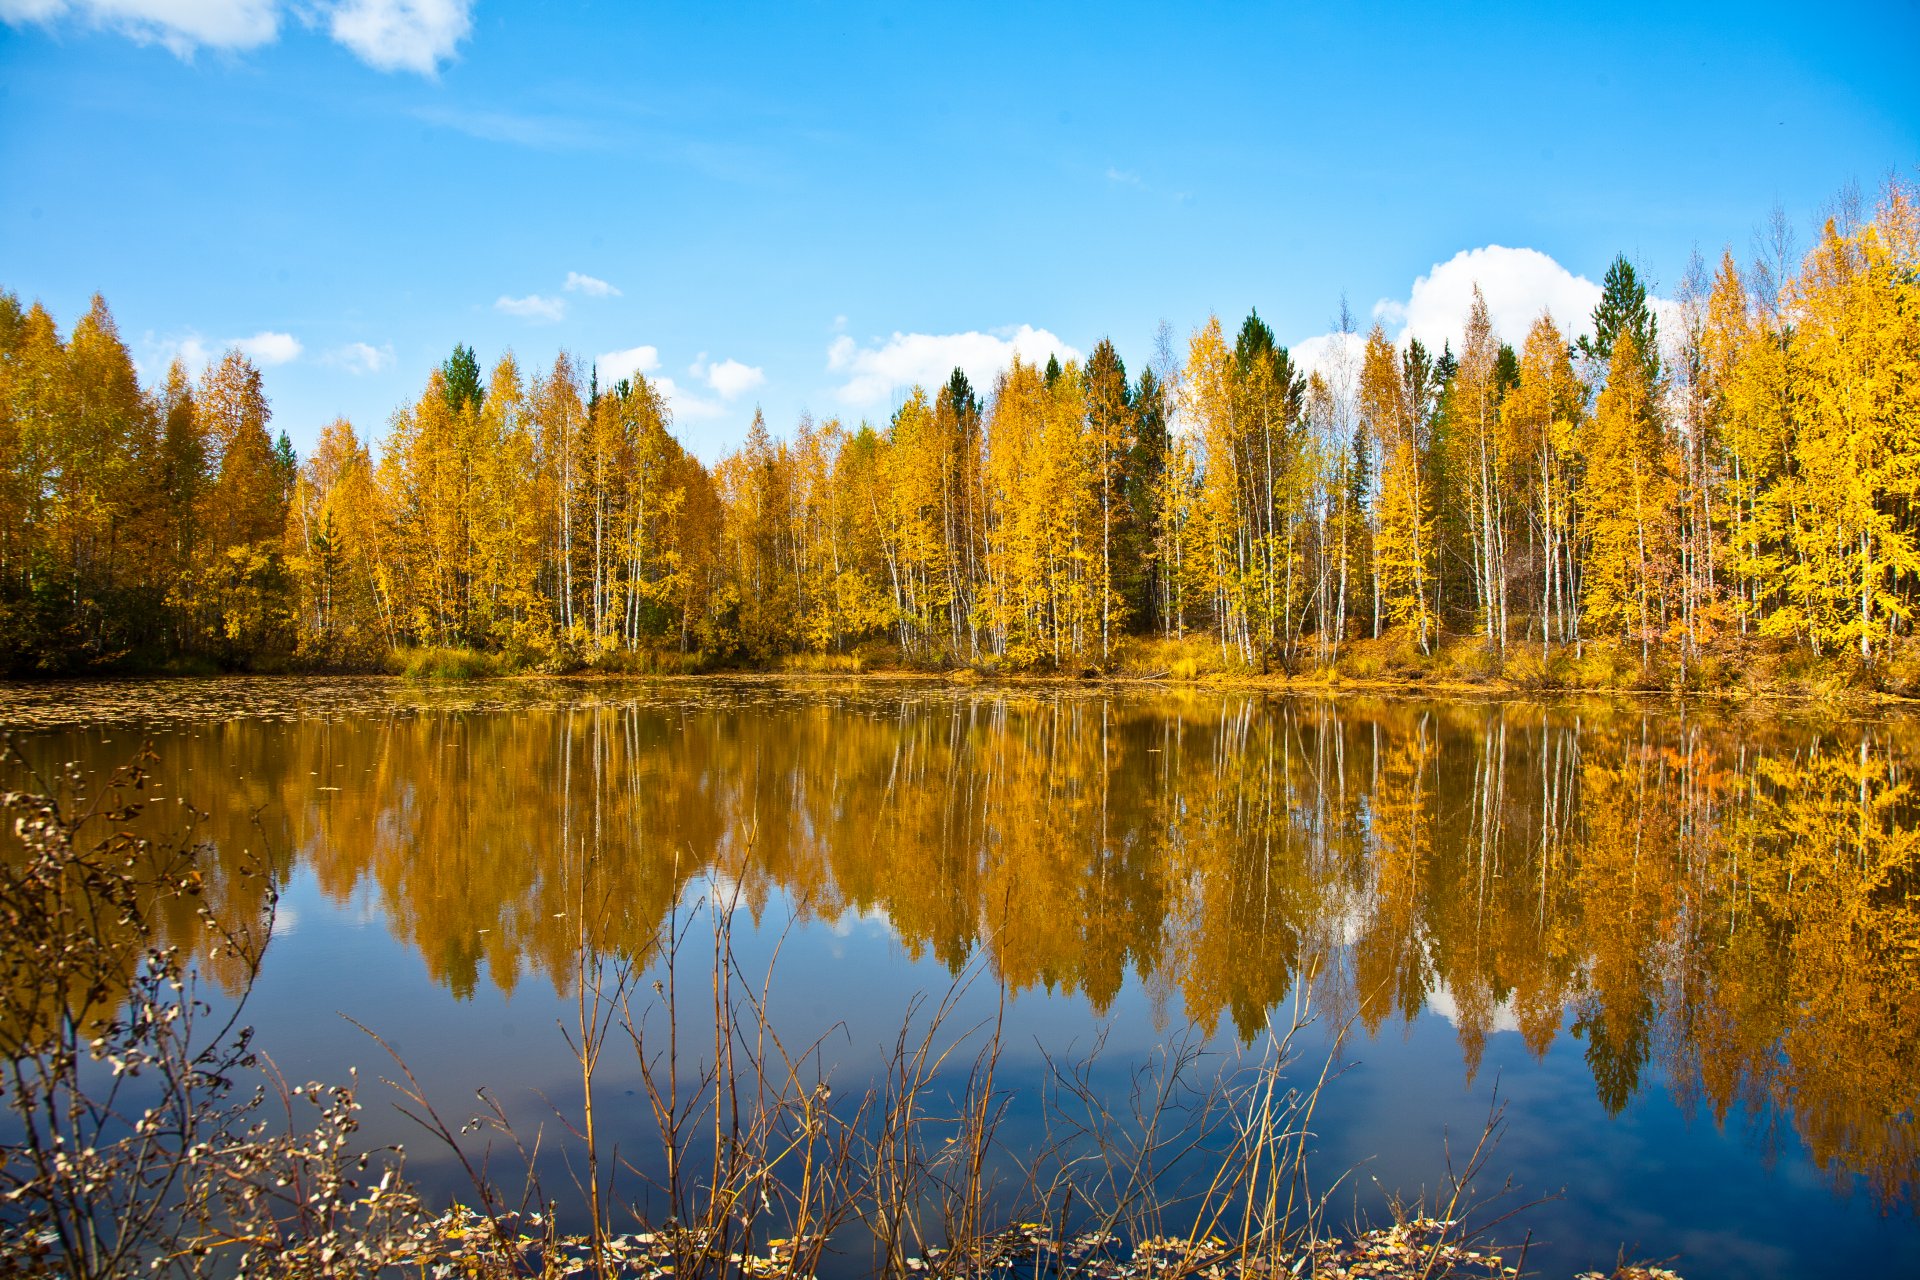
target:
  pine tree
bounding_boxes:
[1578,254,1662,392]
[1125,365,1170,631]
[443,344,484,416]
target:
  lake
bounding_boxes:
[2,677,1915,1278]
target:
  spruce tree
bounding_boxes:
[442,343,484,415]
[1578,255,1661,390]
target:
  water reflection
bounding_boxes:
[7,684,1918,1211]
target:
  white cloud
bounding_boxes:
[326,0,470,75]
[827,324,1082,409]
[323,340,394,374]
[595,344,659,384]
[694,356,764,400]
[1105,166,1142,187]
[564,271,621,298]
[233,329,302,364]
[495,293,566,323]
[1288,245,1683,383]
[1,1,468,74]
[1373,245,1604,353]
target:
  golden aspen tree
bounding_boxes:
[932,371,986,658]
[1184,316,1251,662]
[1453,288,1510,647]
[1360,325,1435,650]
[830,422,899,646]
[875,388,949,657]
[583,384,625,649]
[0,298,65,665]
[1154,432,1202,640]
[378,371,466,644]
[1042,360,1105,664]
[530,353,586,644]
[1579,331,1670,660]
[468,354,548,653]
[1308,304,1365,659]
[670,448,730,654]
[1084,339,1135,661]
[1502,315,1585,650]
[1778,188,1920,661]
[982,359,1050,662]
[198,350,284,549]
[58,295,158,658]
[153,360,210,647]
[285,418,390,661]
[613,373,682,652]
[1667,254,1727,660]
[196,349,293,661]
[1701,252,1793,635]
[784,415,832,650]
[714,407,802,658]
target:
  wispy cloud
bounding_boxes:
[1,1,471,75]
[827,324,1080,408]
[0,0,280,56]
[137,330,213,379]
[1105,166,1143,187]
[411,104,605,150]
[495,294,566,323]
[565,271,621,298]
[653,376,724,421]
[322,341,395,374]
[141,326,303,372]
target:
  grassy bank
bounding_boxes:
[375,631,1920,706]
[27,629,1920,708]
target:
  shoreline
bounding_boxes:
[8,660,1917,711]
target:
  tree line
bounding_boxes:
[2,180,1914,675]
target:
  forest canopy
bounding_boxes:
[2,180,1916,678]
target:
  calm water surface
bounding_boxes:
[3,677,1916,1277]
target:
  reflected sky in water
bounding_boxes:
[3,677,1916,1278]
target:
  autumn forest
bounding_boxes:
[4,182,1917,681]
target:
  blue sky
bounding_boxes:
[3,1,1916,460]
